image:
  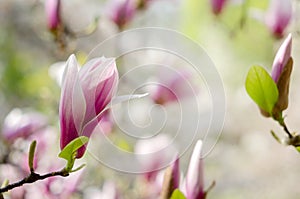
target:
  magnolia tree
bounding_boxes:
[0,0,299,198]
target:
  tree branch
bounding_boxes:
[0,169,69,193]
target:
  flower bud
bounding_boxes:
[210,0,227,15]
[271,34,292,83]
[45,0,61,30]
[107,0,136,30]
[261,34,293,117]
[185,140,205,199]
[265,0,292,38]
[59,54,118,158]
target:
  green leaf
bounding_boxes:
[170,189,187,199]
[70,163,86,173]
[59,136,88,163]
[245,65,279,114]
[1,179,9,188]
[28,140,37,172]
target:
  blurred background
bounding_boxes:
[1,0,300,198]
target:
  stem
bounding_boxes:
[0,169,69,193]
[277,117,293,138]
[239,0,249,29]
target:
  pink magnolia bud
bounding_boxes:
[271,33,292,83]
[151,69,196,105]
[45,0,61,30]
[271,33,293,117]
[210,0,227,15]
[59,54,118,158]
[185,140,204,199]
[2,108,47,142]
[107,0,136,29]
[265,0,292,38]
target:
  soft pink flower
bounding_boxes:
[210,0,227,15]
[265,0,292,38]
[107,0,136,29]
[59,54,118,158]
[185,140,204,199]
[45,0,61,30]
[151,69,196,105]
[2,108,47,142]
[271,33,292,83]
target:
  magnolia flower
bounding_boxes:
[2,108,47,142]
[265,0,292,38]
[107,0,136,29]
[271,34,292,83]
[45,0,61,30]
[210,0,227,15]
[151,69,196,105]
[59,54,118,158]
[184,140,205,199]
[270,33,293,116]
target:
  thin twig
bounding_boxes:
[279,119,293,138]
[0,169,69,193]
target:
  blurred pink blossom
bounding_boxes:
[59,54,118,158]
[210,0,227,15]
[151,69,196,105]
[2,108,47,142]
[265,0,292,38]
[107,0,136,29]
[45,0,61,30]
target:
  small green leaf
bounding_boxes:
[245,66,279,114]
[59,136,89,162]
[1,179,9,188]
[170,189,187,199]
[70,163,86,173]
[28,140,37,172]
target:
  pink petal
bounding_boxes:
[265,0,292,38]
[59,55,80,151]
[211,0,227,15]
[45,0,61,30]
[185,140,204,199]
[271,33,292,83]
